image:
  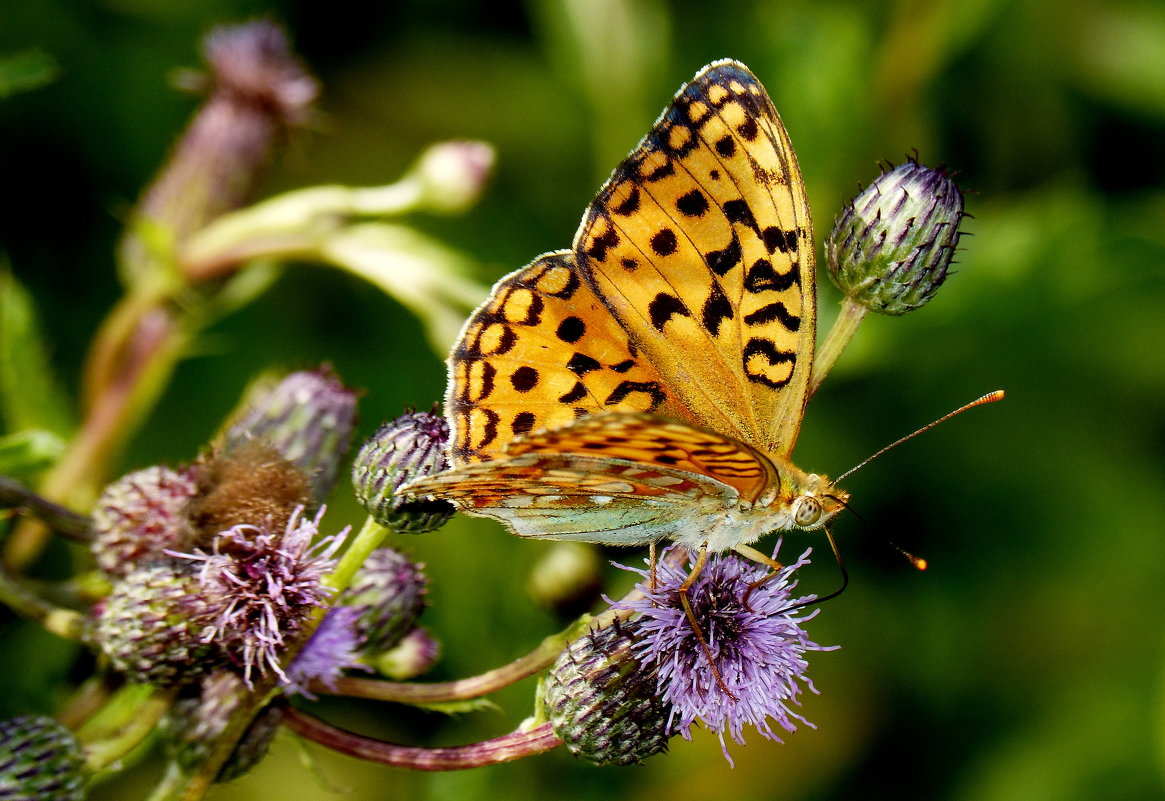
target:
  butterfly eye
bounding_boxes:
[793,496,823,528]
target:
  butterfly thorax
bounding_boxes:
[682,461,847,552]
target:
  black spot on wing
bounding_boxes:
[676,189,709,217]
[651,228,678,256]
[510,366,539,392]
[701,282,734,337]
[605,381,667,411]
[743,302,800,331]
[744,259,800,293]
[648,292,692,332]
[742,338,796,389]
[566,353,602,376]
[556,316,586,343]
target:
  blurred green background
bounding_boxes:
[3,0,1165,799]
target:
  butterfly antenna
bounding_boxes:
[834,390,1004,485]
[833,495,928,571]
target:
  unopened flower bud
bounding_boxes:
[341,547,428,653]
[121,20,318,283]
[372,626,441,680]
[542,622,671,766]
[162,672,286,782]
[222,366,358,503]
[827,159,965,315]
[0,715,85,801]
[91,465,198,578]
[526,542,602,619]
[92,562,220,686]
[351,409,453,533]
[410,141,494,214]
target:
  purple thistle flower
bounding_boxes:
[170,506,348,687]
[613,543,835,764]
[285,605,369,698]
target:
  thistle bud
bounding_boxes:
[162,672,286,782]
[120,20,318,284]
[341,547,428,653]
[373,626,441,680]
[409,141,495,214]
[0,715,85,801]
[222,366,358,503]
[92,561,221,686]
[542,622,671,766]
[827,159,965,315]
[91,465,198,578]
[351,409,453,534]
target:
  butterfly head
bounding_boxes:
[787,473,848,531]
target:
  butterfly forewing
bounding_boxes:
[573,60,815,458]
[445,251,698,463]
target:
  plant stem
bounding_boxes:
[0,474,92,541]
[322,610,623,704]
[811,296,869,395]
[283,708,562,770]
[5,293,188,570]
[77,683,175,772]
[0,561,85,639]
[326,516,389,594]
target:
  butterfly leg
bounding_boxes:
[733,543,785,612]
[648,541,658,595]
[678,545,737,701]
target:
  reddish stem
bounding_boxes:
[282,707,562,770]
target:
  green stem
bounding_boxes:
[0,561,85,639]
[811,296,869,396]
[322,610,627,704]
[283,708,562,770]
[77,683,175,773]
[326,516,389,593]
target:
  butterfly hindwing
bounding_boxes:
[573,59,815,458]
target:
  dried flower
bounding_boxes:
[91,465,198,578]
[827,159,966,315]
[0,715,85,801]
[352,409,454,533]
[172,506,347,686]
[542,621,672,766]
[222,367,358,503]
[614,544,834,764]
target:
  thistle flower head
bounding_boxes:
[0,715,85,801]
[827,159,965,315]
[92,560,222,686]
[162,671,286,782]
[172,506,348,686]
[614,544,834,764]
[286,605,369,698]
[91,464,198,578]
[202,20,317,123]
[352,408,454,534]
[542,621,672,766]
[222,366,358,503]
[339,546,428,654]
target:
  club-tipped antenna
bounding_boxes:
[832,494,928,571]
[834,390,1004,486]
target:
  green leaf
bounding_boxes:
[0,430,66,477]
[0,49,58,99]
[0,268,74,437]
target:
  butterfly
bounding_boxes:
[404,59,848,562]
